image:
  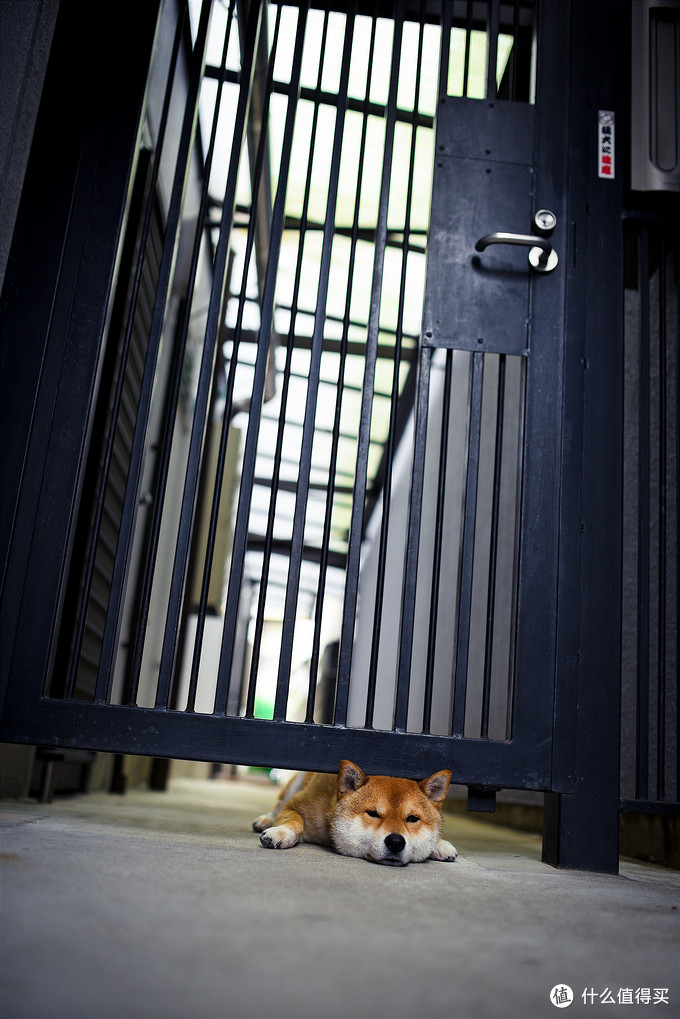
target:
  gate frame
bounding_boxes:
[0,0,626,871]
[543,0,626,873]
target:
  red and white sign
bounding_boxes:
[598,110,615,179]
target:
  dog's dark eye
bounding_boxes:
[406,814,420,824]
[366,809,380,818]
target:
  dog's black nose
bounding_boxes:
[384,833,406,854]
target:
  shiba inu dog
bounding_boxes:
[253,760,457,866]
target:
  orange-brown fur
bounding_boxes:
[253,761,457,866]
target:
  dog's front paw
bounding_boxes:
[430,838,458,862]
[252,813,275,832]
[259,825,300,850]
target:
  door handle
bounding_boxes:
[474,210,559,273]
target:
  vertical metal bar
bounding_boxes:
[451,352,484,736]
[93,0,212,704]
[480,354,506,738]
[185,1,277,713]
[392,346,432,732]
[367,10,426,727]
[154,0,264,709]
[637,227,651,799]
[125,0,238,708]
[509,0,520,101]
[305,13,381,724]
[274,9,357,721]
[64,5,187,700]
[377,9,430,733]
[656,228,667,798]
[419,1,453,734]
[463,1,473,96]
[440,0,453,105]
[215,2,310,715]
[125,300,191,704]
[190,1,282,711]
[422,349,453,734]
[333,1,405,727]
[175,315,224,711]
[674,231,680,803]
[246,8,328,716]
[505,356,525,738]
[486,0,500,100]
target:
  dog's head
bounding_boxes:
[330,760,451,866]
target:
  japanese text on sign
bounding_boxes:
[598,110,615,179]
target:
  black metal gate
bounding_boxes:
[2,0,585,795]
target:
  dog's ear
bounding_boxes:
[337,760,367,795]
[419,770,452,805]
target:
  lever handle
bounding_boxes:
[475,232,550,255]
[475,213,559,273]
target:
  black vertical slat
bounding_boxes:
[155,1,265,709]
[439,0,453,117]
[214,2,310,716]
[392,347,432,732]
[637,228,651,799]
[657,228,667,799]
[505,357,525,738]
[422,348,453,734]
[674,232,680,803]
[223,5,305,714]
[125,0,239,708]
[486,0,500,100]
[305,13,381,724]
[93,0,213,705]
[333,1,405,726]
[462,0,473,96]
[451,352,485,736]
[124,296,189,700]
[417,0,453,735]
[181,1,257,714]
[416,2,453,733]
[171,253,231,712]
[246,8,328,717]
[274,9,356,722]
[197,0,286,712]
[480,354,506,738]
[366,9,426,728]
[64,5,187,700]
[385,9,432,732]
[509,0,520,100]
[184,1,278,714]
[153,0,264,710]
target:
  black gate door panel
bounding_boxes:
[1,0,574,793]
[424,98,536,356]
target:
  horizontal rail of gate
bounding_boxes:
[1,0,555,788]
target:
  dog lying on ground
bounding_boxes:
[253,760,457,866]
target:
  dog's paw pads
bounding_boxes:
[259,825,298,850]
[252,813,274,832]
[431,839,458,862]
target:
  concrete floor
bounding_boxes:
[1,778,678,1019]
